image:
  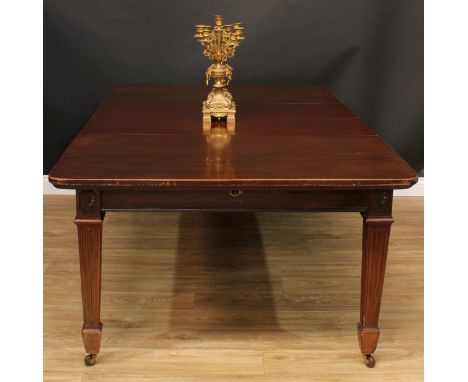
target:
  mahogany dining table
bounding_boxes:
[48,85,418,367]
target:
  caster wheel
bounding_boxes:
[84,353,97,367]
[364,354,376,368]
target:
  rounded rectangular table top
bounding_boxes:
[49,85,418,189]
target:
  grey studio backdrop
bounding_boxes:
[44,0,423,174]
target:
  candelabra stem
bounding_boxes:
[215,29,222,62]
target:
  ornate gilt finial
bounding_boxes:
[194,15,245,127]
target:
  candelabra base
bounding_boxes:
[202,87,236,130]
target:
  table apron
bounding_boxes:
[100,189,369,212]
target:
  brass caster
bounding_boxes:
[84,353,97,367]
[364,354,376,368]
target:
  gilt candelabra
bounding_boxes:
[194,15,244,126]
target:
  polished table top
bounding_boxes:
[49,85,417,189]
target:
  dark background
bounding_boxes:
[44,0,423,174]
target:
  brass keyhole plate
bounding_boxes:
[229,189,242,197]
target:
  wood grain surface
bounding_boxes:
[48,85,417,189]
[44,196,423,381]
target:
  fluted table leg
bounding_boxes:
[75,190,105,366]
[358,191,393,368]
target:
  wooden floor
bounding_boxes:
[44,196,423,382]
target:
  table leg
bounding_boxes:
[357,191,393,368]
[74,190,104,366]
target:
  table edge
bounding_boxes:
[48,174,419,190]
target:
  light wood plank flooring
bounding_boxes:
[44,196,423,381]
